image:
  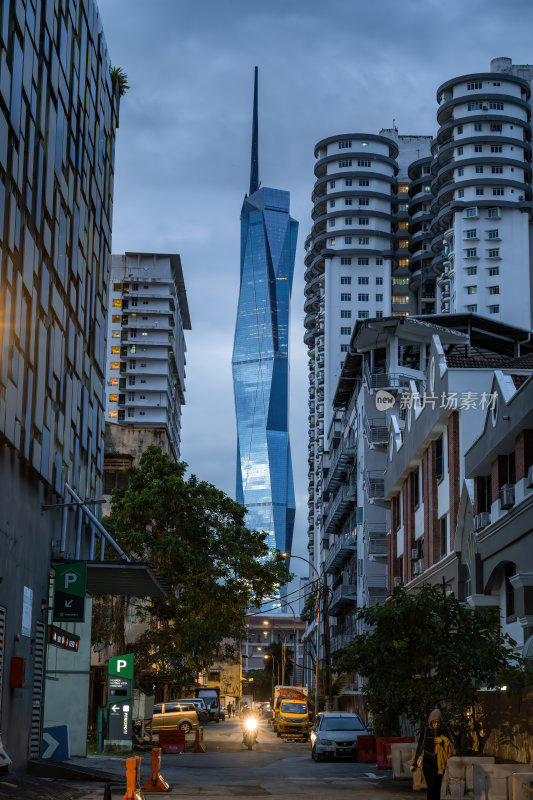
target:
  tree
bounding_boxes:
[99,446,291,688]
[337,584,530,749]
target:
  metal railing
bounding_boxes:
[364,470,385,499]
[364,416,389,446]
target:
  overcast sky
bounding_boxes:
[97,0,533,572]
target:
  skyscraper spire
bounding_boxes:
[249,66,259,195]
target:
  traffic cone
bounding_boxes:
[192,727,206,753]
[142,748,170,792]
[121,756,146,800]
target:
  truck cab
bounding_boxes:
[276,698,310,740]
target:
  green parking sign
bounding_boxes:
[53,563,87,622]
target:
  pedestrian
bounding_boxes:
[228,702,233,718]
[411,709,455,800]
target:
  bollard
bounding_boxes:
[142,748,170,793]
[121,755,146,800]
[192,727,206,754]
[104,784,112,800]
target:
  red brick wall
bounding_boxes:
[491,454,508,502]
[447,412,461,550]
[515,430,533,481]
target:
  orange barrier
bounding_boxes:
[121,756,146,800]
[192,727,206,753]
[142,748,170,793]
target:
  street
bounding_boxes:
[0,717,416,800]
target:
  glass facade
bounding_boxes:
[232,187,298,563]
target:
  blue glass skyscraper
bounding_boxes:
[233,68,298,565]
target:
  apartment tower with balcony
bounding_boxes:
[105,253,191,461]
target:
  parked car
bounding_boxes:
[146,701,199,734]
[260,702,273,720]
[178,698,210,725]
[310,712,368,761]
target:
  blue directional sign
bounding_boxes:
[42,724,70,761]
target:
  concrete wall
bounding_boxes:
[104,423,175,467]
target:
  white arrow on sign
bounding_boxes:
[111,704,120,712]
[64,600,73,608]
[42,732,59,759]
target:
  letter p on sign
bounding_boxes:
[117,659,127,672]
[64,571,78,589]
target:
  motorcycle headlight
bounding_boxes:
[245,718,258,732]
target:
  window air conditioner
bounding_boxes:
[474,511,490,531]
[528,464,533,488]
[393,576,402,588]
[411,548,419,561]
[500,484,515,510]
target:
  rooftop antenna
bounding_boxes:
[249,66,259,195]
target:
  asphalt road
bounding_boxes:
[65,716,418,799]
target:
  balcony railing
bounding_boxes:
[364,416,389,447]
[329,583,357,615]
[364,522,388,555]
[323,477,357,536]
[323,431,356,494]
[363,362,413,392]
[324,529,357,575]
[330,632,354,654]
[364,470,385,500]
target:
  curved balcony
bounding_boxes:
[436,113,530,146]
[329,583,357,616]
[324,529,357,575]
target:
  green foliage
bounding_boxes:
[300,592,316,624]
[101,446,291,687]
[110,66,130,96]
[337,584,530,746]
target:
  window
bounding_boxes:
[435,435,444,482]
[493,188,504,196]
[141,331,148,336]
[398,239,409,249]
[128,376,135,386]
[112,330,120,338]
[488,286,500,294]
[358,277,369,285]
[466,248,477,258]
[474,144,483,153]
[466,285,477,294]
[505,564,516,619]
[394,295,410,304]
[398,183,409,193]
[439,516,447,558]
[358,237,369,245]
[339,160,352,168]
[345,179,352,186]
[341,327,351,335]
[328,238,336,247]
[376,257,384,266]
[491,166,503,174]
[487,229,499,239]
[109,393,118,403]
[457,167,464,177]
[110,377,119,387]
[127,408,134,418]
[488,207,500,218]
[112,314,121,323]
[458,189,464,198]
[341,293,351,301]
[393,277,410,285]
[345,198,353,206]
[108,409,118,419]
[344,236,352,244]
[466,207,478,217]
[112,299,122,307]
[490,123,502,132]
[475,166,484,174]
[110,362,119,370]
[488,304,500,314]
[488,248,500,258]
[345,217,353,225]
[359,197,369,206]
[468,102,483,111]
[341,344,349,352]
[111,345,120,355]
[340,257,352,265]
[457,125,463,134]
[376,311,383,318]
[465,229,477,239]
[358,159,371,167]
[329,200,336,208]
[358,294,369,302]
[466,304,477,312]
[376,276,383,285]
[341,276,352,284]
[358,310,369,319]
[457,146,463,155]
[130,297,138,307]
[329,218,336,227]
[376,293,383,302]
[398,221,409,230]
[330,181,336,189]
[466,266,477,275]
[491,144,503,153]
[341,310,351,318]
[359,217,369,225]
[467,81,482,90]
[476,187,485,196]
[489,102,504,110]
[357,257,369,266]
[488,267,499,276]
[411,469,420,508]
[339,140,352,149]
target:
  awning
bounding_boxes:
[52,561,169,598]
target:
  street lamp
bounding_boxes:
[280,552,321,716]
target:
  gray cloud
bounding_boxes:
[98,0,533,568]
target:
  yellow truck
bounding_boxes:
[273,685,310,740]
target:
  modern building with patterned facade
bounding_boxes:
[0,0,121,768]
[233,70,298,567]
[105,252,191,462]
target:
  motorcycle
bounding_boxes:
[242,716,259,750]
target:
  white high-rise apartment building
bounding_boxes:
[105,252,191,460]
[432,58,533,328]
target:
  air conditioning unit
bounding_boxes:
[528,464,533,488]
[393,576,402,588]
[411,548,419,561]
[500,484,515,510]
[474,511,490,531]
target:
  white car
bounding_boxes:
[310,712,368,761]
